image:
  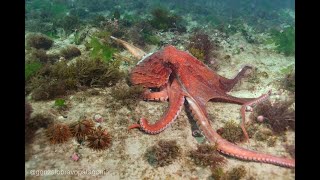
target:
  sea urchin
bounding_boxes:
[70,119,94,140]
[87,126,112,151]
[47,123,72,144]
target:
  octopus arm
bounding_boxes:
[142,88,169,102]
[185,96,295,168]
[138,79,185,134]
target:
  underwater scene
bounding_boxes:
[25,0,295,179]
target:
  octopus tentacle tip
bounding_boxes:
[128,124,141,130]
[110,36,146,59]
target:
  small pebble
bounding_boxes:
[94,113,104,123]
[257,115,264,123]
[192,130,203,137]
[71,152,80,161]
[246,106,253,112]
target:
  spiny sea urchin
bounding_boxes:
[47,123,72,144]
[87,126,112,150]
[69,119,94,140]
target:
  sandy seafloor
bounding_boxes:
[25,29,295,180]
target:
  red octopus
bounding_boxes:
[111,36,295,168]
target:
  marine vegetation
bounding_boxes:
[211,165,247,180]
[25,102,33,123]
[111,84,143,100]
[25,113,54,160]
[26,0,68,19]
[25,61,42,81]
[250,100,295,134]
[217,120,245,143]
[69,7,89,19]
[267,26,295,56]
[280,65,295,92]
[110,83,143,110]
[246,67,269,84]
[284,144,295,158]
[73,29,89,45]
[25,102,34,144]
[88,37,117,62]
[60,46,81,60]
[26,113,54,135]
[27,48,60,64]
[149,7,186,32]
[87,126,112,151]
[126,21,157,47]
[90,15,107,28]
[29,49,49,63]
[69,119,95,141]
[189,144,225,168]
[69,58,123,87]
[26,33,54,50]
[47,123,71,144]
[187,31,217,64]
[53,98,68,111]
[55,15,82,35]
[121,13,138,28]
[29,77,70,101]
[253,128,277,147]
[26,57,123,101]
[144,140,180,167]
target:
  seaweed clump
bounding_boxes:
[70,119,95,141]
[109,82,143,110]
[25,102,33,123]
[27,58,123,101]
[30,78,69,101]
[268,26,295,56]
[284,144,295,158]
[26,48,60,65]
[25,113,54,144]
[87,36,116,62]
[60,46,81,60]
[189,144,225,168]
[28,113,54,130]
[87,126,112,151]
[47,123,71,144]
[188,32,213,60]
[53,98,67,109]
[211,165,247,180]
[149,7,186,32]
[250,100,295,134]
[71,58,123,87]
[217,120,244,143]
[144,140,180,167]
[225,165,247,180]
[55,15,81,35]
[281,70,295,93]
[187,31,218,65]
[25,61,43,81]
[26,33,54,50]
[127,21,159,47]
[29,49,49,63]
[253,128,278,147]
[25,102,34,144]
